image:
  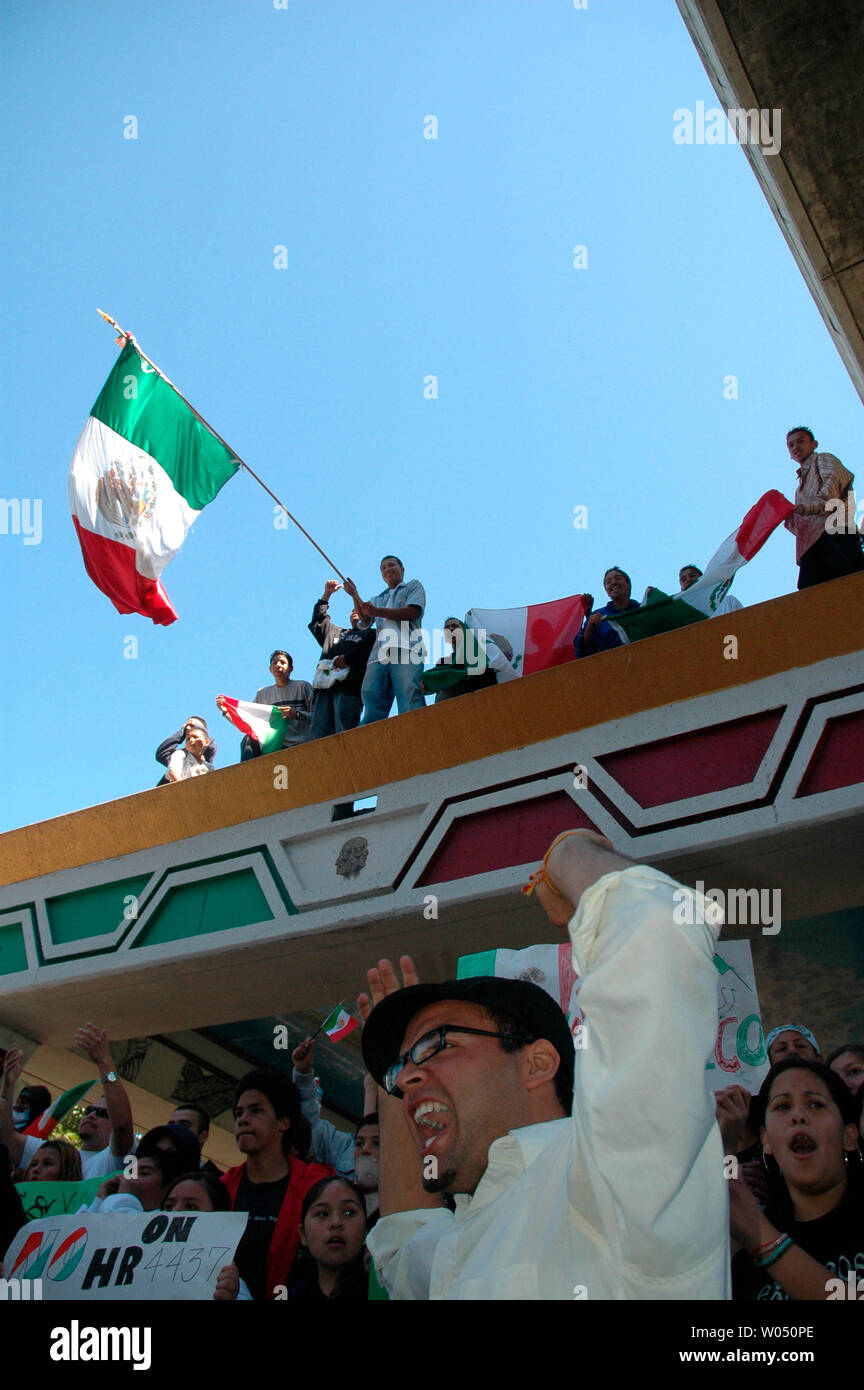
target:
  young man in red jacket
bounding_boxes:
[221,1067,331,1300]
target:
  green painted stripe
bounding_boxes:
[47,874,153,945]
[131,867,274,949]
[90,342,239,510]
[0,920,29,975]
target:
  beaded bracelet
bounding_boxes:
[748,1234,784,1258]
[752,1236,793,1269]
[522,831,583,898]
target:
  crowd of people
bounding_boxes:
[1,833,862,1302]
[2,428,861,1302]
[1,1025,381,1302]
[154,428,864,781]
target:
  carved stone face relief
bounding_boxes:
[335,836,369,879]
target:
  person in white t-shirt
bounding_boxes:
[165,720,212,782]
[343,555,427,723]
[1,1023,136,1180]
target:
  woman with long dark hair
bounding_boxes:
[22,1139,83,1184]
[286,1176,369,1301]
[730,1057,863,1300]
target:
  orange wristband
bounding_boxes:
[522,831,582,898]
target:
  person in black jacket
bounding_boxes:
[308,580,375,739]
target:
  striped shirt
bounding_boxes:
[784,451,856,561]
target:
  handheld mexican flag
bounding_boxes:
[465,593,588,677]
[68,336,240,625]
[319,1006,360,1044]
[23,1078,95,1141]
[607,490,794,645]
[218,697,289,754]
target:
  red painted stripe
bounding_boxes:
[417,792,598,886]
[598,710,783,808]
[72,517,177,625]
[735,490,794,562]
[796,710,864,797]
[523,595,586,675]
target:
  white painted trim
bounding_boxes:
[37,870,161,961]
[0,907,39,976]
[120,853,288,954]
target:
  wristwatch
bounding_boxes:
[100,1070,118,1084]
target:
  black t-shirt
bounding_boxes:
[285,1260,369,1302]
[233,1171,290,1302]
[733,1183,864,1301]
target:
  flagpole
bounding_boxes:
[96,310,347,581]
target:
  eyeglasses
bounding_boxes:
[82,1105,109,1119]
[383,1025,526,1096]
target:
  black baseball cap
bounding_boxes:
[362,976,575,1099]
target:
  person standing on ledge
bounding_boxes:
[784,427,864,589]
[308,579,375,738]
[343,556,426,723]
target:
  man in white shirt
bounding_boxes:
[343,556,427,723]
[1,1023,136,1180]
[359,832,729,1300]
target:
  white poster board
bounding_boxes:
[4,1210,248,1301]
[459,938,768,1096]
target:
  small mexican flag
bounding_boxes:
[608,490,794,645]
[465,593,588,677]
[23,1079,95,1141]
[69,340,239,625]
[320,1006,360,1044]
[218,697,288,754]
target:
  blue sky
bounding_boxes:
[1,0,861,833]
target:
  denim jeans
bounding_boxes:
[360,657,426,724]
[310,689,364,739]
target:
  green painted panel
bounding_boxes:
[131,868,275,949]
[46,875,153,945]
[0,920,29,975]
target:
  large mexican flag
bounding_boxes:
[68,342,240,625]
[465,594,587,677]
[608,490,793,645]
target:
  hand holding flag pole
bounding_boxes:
[95,310,347,581]
[312,1004,360,1044]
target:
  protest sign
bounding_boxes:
[15,1172,120,1221]
[458,938,767,1095]
[4,1210,248,1301]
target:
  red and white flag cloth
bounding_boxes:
[69,341,239,625]
[217,697,288,754]
[320,1006,360,1044]
[465,594,588,677]
[608,490,794,644]
[23,1079,95,1141]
